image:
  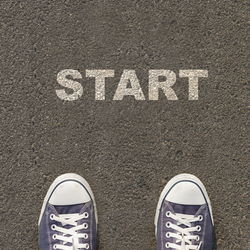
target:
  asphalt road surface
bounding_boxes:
[0,1,248,249]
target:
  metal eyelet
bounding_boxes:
[83,212,89,218]
[198,215,203,221]
[165,242,170,248]
[166,222,171,228]
[196,225,201,231]
[83,233,89,239]
[165,211,171,217]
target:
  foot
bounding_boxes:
[38,173,98,250]
[155,173,216,250]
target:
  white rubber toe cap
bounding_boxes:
[155,173,214,231]
[39,173,98,225]
[49,179,91,206]
[165,181,206,205]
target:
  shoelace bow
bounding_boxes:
[51,212,90,250]
[165,211,202,250]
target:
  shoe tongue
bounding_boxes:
[168,201,202,215]
[54,203,85,215]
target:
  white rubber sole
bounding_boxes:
[38,173,98,226]
[154,173,214,234]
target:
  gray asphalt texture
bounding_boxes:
[0,1,249,250]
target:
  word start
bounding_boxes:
[55,69,208,101]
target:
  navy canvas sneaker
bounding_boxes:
[38,173,98,250]
[155,174,216,250]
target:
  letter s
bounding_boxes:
[56,69,83,101]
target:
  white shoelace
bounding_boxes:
[50,212,90,250]
[165,211,203,250]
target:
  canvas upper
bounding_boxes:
[155,174,216,250]
[38,173,97,250]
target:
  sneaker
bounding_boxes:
[38,173,98,250]
[155,173,216,250]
